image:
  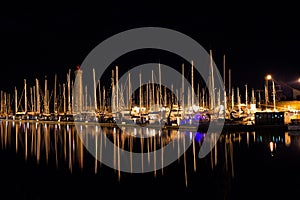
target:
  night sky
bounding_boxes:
[1,3,300,95]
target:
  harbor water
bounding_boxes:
[1,120,300,199]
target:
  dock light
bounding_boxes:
[266,74,272,80]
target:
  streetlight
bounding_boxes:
[265,74,272,106]
[298,78,300,83]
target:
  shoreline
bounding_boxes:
[1,118,288,132]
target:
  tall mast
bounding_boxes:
[85,85,88,111]
[181,64,184,113]
[6,93,9,115]
[202,88,205,108]
[44,76,48,114]
[197,83,200,107]
[191,60,194,106]
[67,69,71,114]
[251,88,256,104]
[171,84,174,105]
[98,80,101,112]
[0,90,2,114]
[223,54,226,88]
[151,70,154,109]
[33,86,36,113]
[30,87,33,112]
[14,87,17,114]
[103,86,106,111]
[229,68,231,109]
[111,69,115,112]
[128,72,131,109]
[24,79,27,113]
[93,68,98,111]
[223,54,227,116]
[272,80,276,110]
[237,87,240,113]
[36,79,40,114]
[54,74,57,114]
[139,72,142,109]
[63,83,66,113]
[209,50,215,110]
[231,88,234,112]
[159,63,162,106]
[1,91,3,114]
[258,90,261,108]
[147,82,149,109]
[116,66,119,112]
[245,84,248,109]
[164,85,167,106]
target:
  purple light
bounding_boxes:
[195,132,205,143]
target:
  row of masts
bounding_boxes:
[0,50,277,119]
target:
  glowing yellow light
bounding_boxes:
[266,74,272,80]
[298,78,300,83]
[269,141,274,152]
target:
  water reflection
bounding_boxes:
[1,120,300,197]
[0,121,227,180]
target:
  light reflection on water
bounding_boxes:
[1,120,300,198]
[0,120,231,180]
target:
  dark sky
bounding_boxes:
[1,3,300,93]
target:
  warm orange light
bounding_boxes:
[269,141,274,152]
[266,74,272,80]
[298,78,300,83]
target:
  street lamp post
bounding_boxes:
[272,79,276,111]
[265,74,272,109]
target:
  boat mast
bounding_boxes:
[164,85,167,106]
[139,72,142,109]
[54,74,57,114]
[36,79,40,114]
[159,63,162,106]
[44,77,49,114]
[272,80,276,110]
[229,68,231,110]
[14,87,17,115]
[251,88,255,104]
[151,70,154,110]
[67,69,71,114]
[98,80,101,112]
[0,90,2,114]
[63,83,66,113]
[223,54,227,117]
[223,54,226,89]
[245,84,248,109]
[147,82,149,110]
[202,88,205,108]
[116,66,119,112]
[103,86,106,111]
[111,69,115,112]
[128,72,131,109]
[33,86,36,114]
[191,60,194,106]
[93,68,98,112]
[181,64,185,113]
[237,87,240,113]
[85,85,88,111]
[24,79,27,114]
[231,87,234,112]
[197,83,200,107]
[30,87,33,112]
[209,50,215,111]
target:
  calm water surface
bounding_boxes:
[1,120,300,199]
